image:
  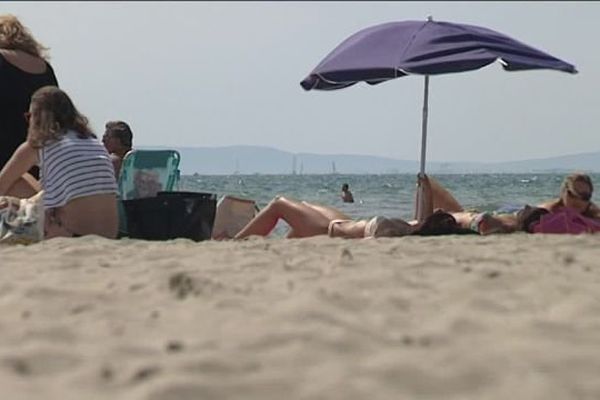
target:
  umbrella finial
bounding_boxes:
[427,15,433,21]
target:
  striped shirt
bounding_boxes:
[39,130,118,209]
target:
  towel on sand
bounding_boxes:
[0,192,43,245]
[532,207,600,234]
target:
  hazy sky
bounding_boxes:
[4,2,599,163]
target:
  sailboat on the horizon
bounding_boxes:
[292,155,297,175]
[331,161,338,175]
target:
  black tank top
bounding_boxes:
[0,52,59,178]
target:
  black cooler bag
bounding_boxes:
[122,192,217,241]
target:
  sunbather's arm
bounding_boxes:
[587,202,600,219]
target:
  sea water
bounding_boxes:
[180,173,599,223]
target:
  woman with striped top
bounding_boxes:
[0,86,118,239]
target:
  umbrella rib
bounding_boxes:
[397,20,431,72]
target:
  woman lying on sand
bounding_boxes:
[416,173,600,235]
[233,173,597,240]
[0,86,118,239]
[538,173,600,218]
[233,175,502,240]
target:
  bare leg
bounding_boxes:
[234,196,332,239]
[285,202,349,238]
[427,176,464,212]
[6,173,40,199]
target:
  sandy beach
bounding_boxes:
[1,234,600,399]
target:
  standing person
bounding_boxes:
[0,14,58,196]
[0,86,119,239]
[102,120,133,177]
[341,183,354,203]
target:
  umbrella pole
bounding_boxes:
[416,75,430,221]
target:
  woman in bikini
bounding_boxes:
[538,173,600,219]
[0,86,118,239]
[420,175,521,235]
[233,175,473,240]
[413,173,600,234]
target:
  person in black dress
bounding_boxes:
[0,14,58,196]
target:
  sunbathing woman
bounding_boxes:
[234,175,474,239]
[420,175,520,235]
[0,86,119,239]
[538,173,600,219]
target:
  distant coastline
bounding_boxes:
[139,145,600,175]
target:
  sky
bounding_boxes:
[3,1,599,163]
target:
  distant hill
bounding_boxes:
[138,145,600,175]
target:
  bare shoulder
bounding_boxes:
[537,199,556,211]
[0,49,47,74]
[588,202,600,218]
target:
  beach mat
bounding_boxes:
[0,192,44,245]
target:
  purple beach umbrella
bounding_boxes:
[300,17,577,219]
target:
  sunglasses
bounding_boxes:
[567,189,592,202]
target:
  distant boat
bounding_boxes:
[292,155,297,175]
[299,160,304,175]
[331,161,338,174]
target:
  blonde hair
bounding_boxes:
[0,14,49,59]
[560,172,593,196]
[27,86,95,148]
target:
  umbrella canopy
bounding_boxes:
[300,17,577,219]
[301,18,577,90]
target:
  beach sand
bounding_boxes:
[1,234,600,399]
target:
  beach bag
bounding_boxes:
[531,208,600,234]
[0,193,44,245]
[122,191,216,241]
[211,195,259,239]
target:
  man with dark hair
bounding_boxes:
[102,120,133,177]
[341,183,354,203]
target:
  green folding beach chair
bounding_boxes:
[117,149,181,236]
[118,150,181,200]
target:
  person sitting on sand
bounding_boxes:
[341,183,354,203]
[0,86,118,239]
[538,172,600,219]
[233,174,475,239]
[102,120,133,177]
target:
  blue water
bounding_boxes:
[179,173,597,221]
